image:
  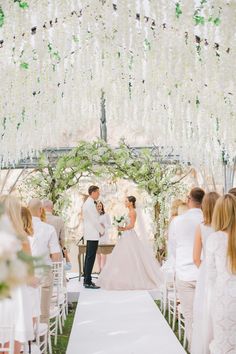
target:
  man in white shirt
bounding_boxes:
[28,198,61,325]
[171,187,205,347]
[83,185,104,289]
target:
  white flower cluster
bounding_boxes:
[0,229,28,299]
[0,0,236,182]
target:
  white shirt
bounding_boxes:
[29,217,61,266]
[171,208,203,281]
[83,197,104,241]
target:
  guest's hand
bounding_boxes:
[118,226,125,232]
[27,276,40,288]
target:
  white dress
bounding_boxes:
[0,286,34,345]
[97,218,163,290]
[191,224,214,354]
[27,236,41,319]
[206,231,236,354]
[99,213,111,245]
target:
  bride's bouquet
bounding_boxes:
[113,215,126,236]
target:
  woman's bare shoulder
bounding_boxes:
[129,209,137,217]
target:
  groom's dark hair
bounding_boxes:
[88,185,99,195]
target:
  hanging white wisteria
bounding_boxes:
[0,0,235,172]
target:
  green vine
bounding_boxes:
[20,62,29,69]
[0,6,4,28]
[14,0,29,9]
[193,0,221,26]
[175,3,182,19]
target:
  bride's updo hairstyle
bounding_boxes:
[127,196,136,208]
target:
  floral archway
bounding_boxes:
[19,139,190,259]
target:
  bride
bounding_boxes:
[97,196,163,290]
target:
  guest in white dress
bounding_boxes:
[205,194,236,354]
[191,192,220,354]
[21,207,41,324]
[166,199,187,271]
[96,201,111,272]
[97,196,163,290]
[0,195,34,354]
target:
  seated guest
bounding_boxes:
[172,187,205,349]
[28,198,61,325]
[206,194,236,354]
[43,199,66,250]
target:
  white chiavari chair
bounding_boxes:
[177,304,187,349]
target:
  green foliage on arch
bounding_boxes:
[20,140,189,254]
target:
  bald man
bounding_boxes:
[28,198,61,325]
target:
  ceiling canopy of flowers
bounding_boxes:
[0,0,235,172]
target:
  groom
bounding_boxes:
[83,185,104,289]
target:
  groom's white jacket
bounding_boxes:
[83,197,104,241]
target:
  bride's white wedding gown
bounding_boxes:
[97,218,163,290]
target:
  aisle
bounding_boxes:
[66,289,186,354]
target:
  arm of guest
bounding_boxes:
[193,225,203,268]
[205,236,217,324]
[205,236,217,288]
[167,219,176,261]
[59,218,66,248]
[51,252,62,262]
[49,227,62,262]
[171,219,177,269]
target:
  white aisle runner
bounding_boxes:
[66,289,186,354]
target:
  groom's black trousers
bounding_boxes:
[84,240,99,284]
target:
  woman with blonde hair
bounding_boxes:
[21,207,41,326]
[21,206,34,236]
[0,195,34,354]
[169,198,184,222]
[205,194,236,353]
[192,191,220,354]
[167,199,186,265]
[40,207,46,222]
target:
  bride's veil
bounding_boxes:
[135,203,152,246]
[135,203,163,276]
